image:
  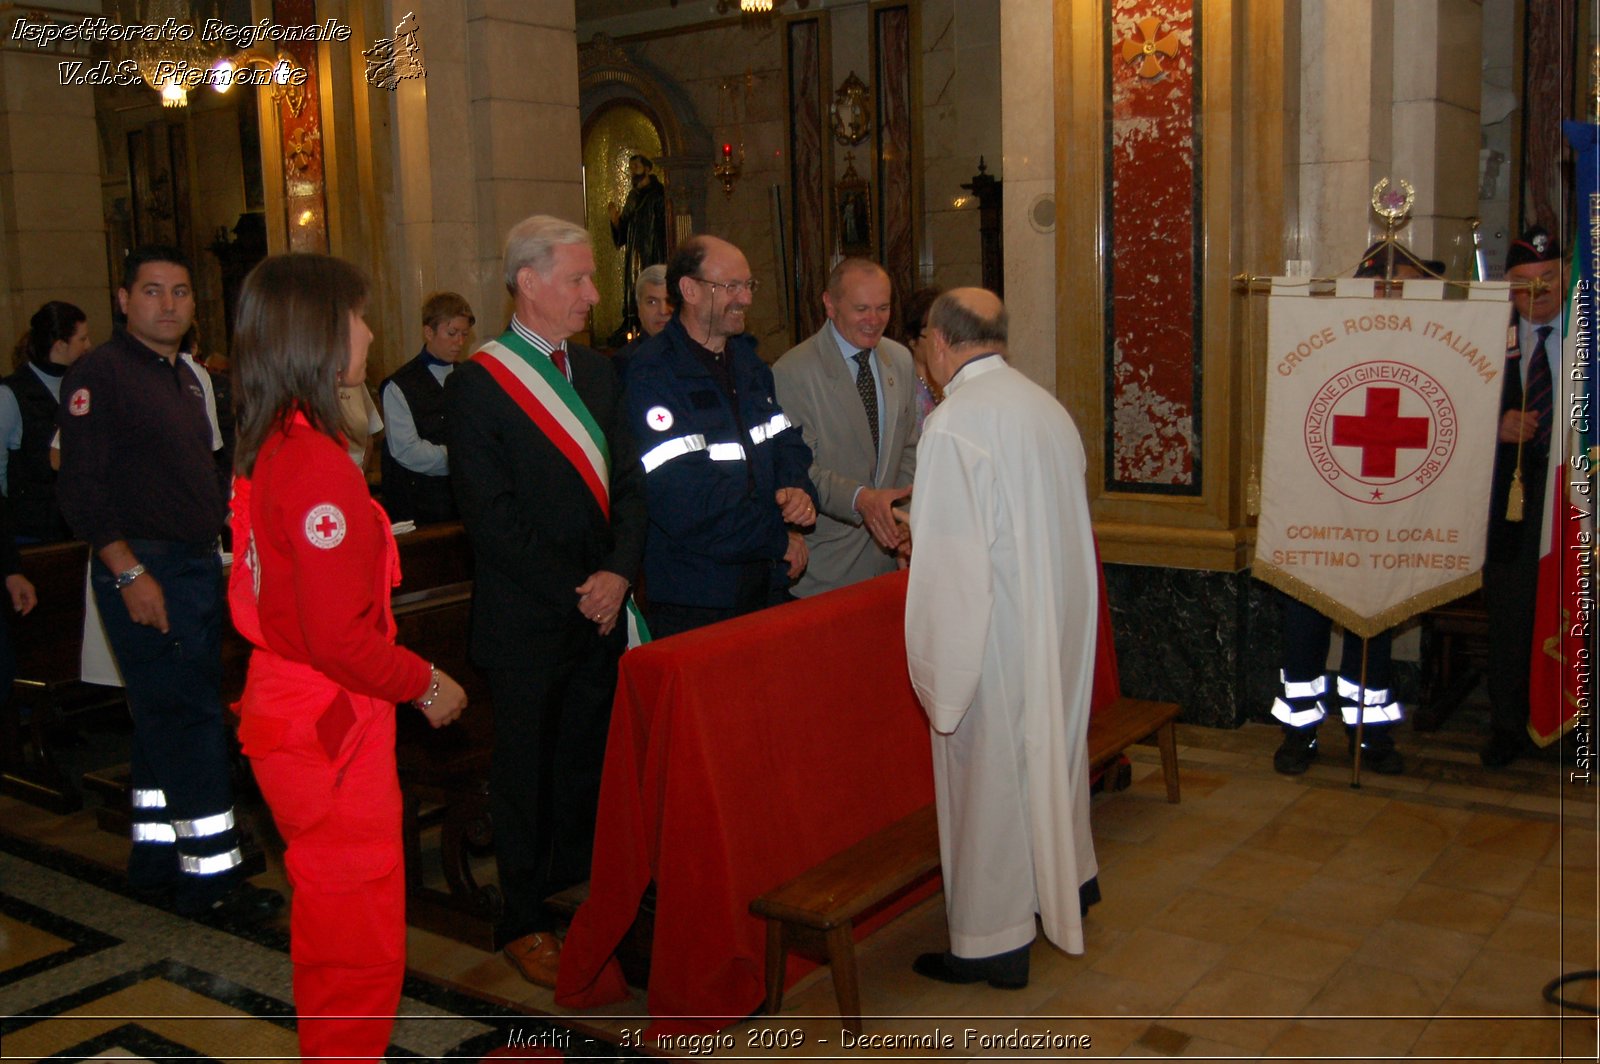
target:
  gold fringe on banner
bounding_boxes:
[1252,561,1483,640]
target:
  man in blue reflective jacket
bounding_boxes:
[622,235,818,637]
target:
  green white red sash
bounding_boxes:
[471,330,612,517]
[470,330,651,647]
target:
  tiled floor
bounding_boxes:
[4,699,1597,1060]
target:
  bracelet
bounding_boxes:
[415,665,441,709]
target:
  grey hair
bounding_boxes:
[504,215,591,293]
[636,263,668,291]
[929,291,1007,348]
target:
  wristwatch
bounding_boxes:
[114,564,147,590]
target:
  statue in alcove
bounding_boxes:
[606,155,668,345]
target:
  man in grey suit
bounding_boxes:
[773,258,918,596]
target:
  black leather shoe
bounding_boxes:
[179,883,285,927]
[912,945,1029,989]
[1273,727,1319,775]
[1480,731,1527,769]
[1348,726,1405,775]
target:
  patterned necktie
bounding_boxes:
[550,345,568,379]
[1525,326,1553,451]
[853,351,879,453]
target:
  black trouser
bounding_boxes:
[1483,554,1538,740]
[486,619,623,940]
[92,540,240,909]
[1282,596,1393,695]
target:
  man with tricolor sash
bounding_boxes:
[445,215,647,987]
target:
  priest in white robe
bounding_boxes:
[904,287,1099,988]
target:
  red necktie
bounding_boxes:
[551,345,568,379]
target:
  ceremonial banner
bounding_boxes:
[1255,284,1509,637]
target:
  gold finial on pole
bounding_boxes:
[1369,178,1416,286]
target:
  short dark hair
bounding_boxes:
[929,291,1007,348]
[665,236,713,311]
[421,291,475,329]
[18,300,86,368]
[629,154,653,171]
[901,286,943,343]
[121,244,192,291]
[232,253,369,476]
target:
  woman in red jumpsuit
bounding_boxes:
[227,253,468,1061]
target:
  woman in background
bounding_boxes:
[228,253,467,1061]
[2,301,91,542]
[901,286,943,429]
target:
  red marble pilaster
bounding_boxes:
[1107,0,1199,491]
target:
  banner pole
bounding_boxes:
[1350,637,1369,789]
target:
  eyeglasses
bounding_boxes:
[690,276,760,295]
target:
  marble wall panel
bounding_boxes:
[1106,0,1199,491]
[788,17,826,341]
[876,5,915,309]
[1106,561,1422,729]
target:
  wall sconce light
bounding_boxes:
[713,142,743,196]
[209,50,311,116]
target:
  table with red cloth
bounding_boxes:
[555,568,1121,1035]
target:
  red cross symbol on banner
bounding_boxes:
[315,514,339,538]
[1331,386,1430,478]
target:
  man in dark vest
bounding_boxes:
[1,301,91,542]
[379,292,475,524]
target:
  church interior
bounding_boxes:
[1,0,1597,1059]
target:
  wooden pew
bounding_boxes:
[2,540,124,812]
[749,695,1181,1033]
[19,523,504,948]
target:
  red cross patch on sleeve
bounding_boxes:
[68,388,91,416]
[304,503,347,549]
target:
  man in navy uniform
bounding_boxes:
[622,235,817,637]
[56,245,280,923]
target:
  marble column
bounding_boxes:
[1297,0,1481,273]
[0,31,109,347]
[380,0,582,349]
[998,0,1055,392]
[466,1,583,328]
[918,0,1000,292]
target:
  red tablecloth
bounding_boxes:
[556,566,1121,1035]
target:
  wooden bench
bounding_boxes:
[1414,590,1489,731]
[749,805,940,1035]
[748,696,1181,1032]
[1088,697,1181,803]
[2,540,127,812]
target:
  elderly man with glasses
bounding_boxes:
[621,234,818,637]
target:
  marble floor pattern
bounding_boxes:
[1,695,1596,1061]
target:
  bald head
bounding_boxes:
[926,287,1007,390]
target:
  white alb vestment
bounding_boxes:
[905,355,1099,958]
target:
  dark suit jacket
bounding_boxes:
[445,340,646,666]
[1486,315,1554,566]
